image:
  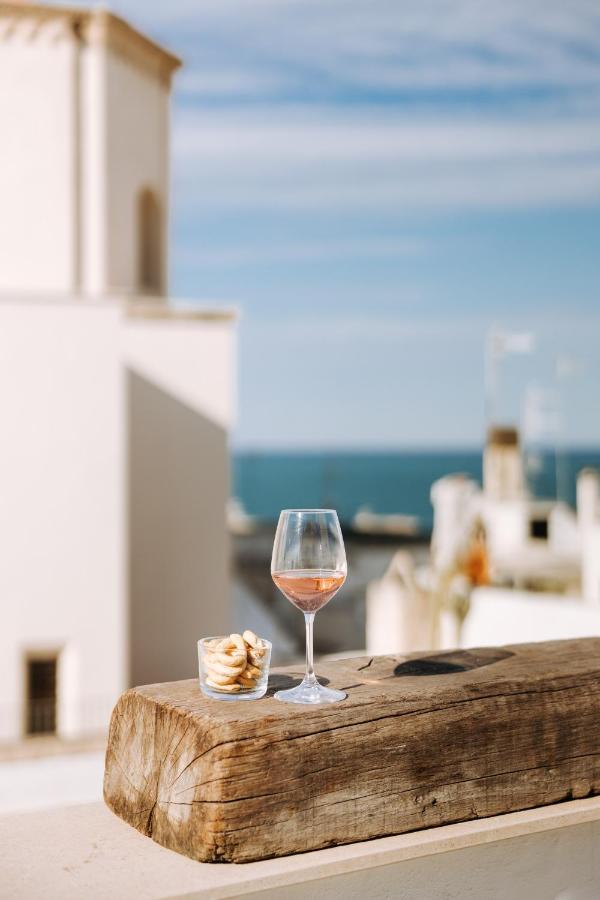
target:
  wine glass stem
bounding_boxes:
[304,613,317,685]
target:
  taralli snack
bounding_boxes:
[216,638,237,651]
[201,631,269,696]
[244,663,262,679]
[209,658,246,677]
[230,633,246,651]
[206,678,240,693]
[212,650,246,667]
[208,671,239,685]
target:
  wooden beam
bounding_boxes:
[104,638,600,863]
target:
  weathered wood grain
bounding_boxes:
[104,638,600,863]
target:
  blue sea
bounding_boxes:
[233,448,600,532]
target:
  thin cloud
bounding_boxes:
[173,112,600,165]
[176,69,287,100]
[172,236,426,267]
[108,0,600,105]
[245,308,600,345]
[172,111,600,213]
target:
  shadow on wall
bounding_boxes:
[127,370,231,687]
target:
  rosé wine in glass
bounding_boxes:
[271,509,347,704]
[272,569,346,613]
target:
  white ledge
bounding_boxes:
[0,293,238,322]
[2,798,600,898]
[125,302,237,323]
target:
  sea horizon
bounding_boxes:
[232,443,600,455]
[232,446,600,529]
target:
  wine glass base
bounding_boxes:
[274,681,347,705]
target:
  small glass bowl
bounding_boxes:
[198,636,272,701]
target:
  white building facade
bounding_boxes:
[0,3,235,743]
[430,426,598,597]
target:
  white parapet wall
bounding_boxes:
[2,799,600,899]
[462,586,600,649]
[578,469,600,606]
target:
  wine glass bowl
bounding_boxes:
[272,570,346,613]
[271,509,347,704]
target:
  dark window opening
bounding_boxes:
[137,188,163,296]
[529,518,549,541]
[26,657,57,735]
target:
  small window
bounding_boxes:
[26,656,58,735]
[529,518,548,541]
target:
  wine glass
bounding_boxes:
[271,509,347,704]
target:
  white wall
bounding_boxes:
[123,312,236,686]
[582,523,600,606]
[0,15,77,293]
[482,498,530,559]
[578,470,600,606]
[122,315,235,430]
[0,299,235,740]
[0,300,126,741]
[103,51,170,296]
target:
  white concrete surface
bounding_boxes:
[2,798,600,899]
[0,751,104,815]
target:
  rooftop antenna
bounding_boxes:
[521,383,559,498]
[484,326,535,430]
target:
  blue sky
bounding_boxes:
[110,0,599,448]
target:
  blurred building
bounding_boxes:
[0,3,235,743]
[430,427,598,595]
[367,433,600,657]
